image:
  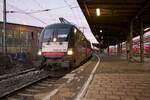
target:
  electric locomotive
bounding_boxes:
[38,22,92,69]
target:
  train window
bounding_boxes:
[7,29,14,46]
[14,30,20,46]
[82,35,85,41]
[20,31,27,47]
[74,28,77,34]
[76,31,81,44]
[43,29,54,40]
[79,32,84,41]
[58,34,68,38]
[75,30,79,40]
[56,28,70,41]
[43,28,70,42]
[31,32,34,39]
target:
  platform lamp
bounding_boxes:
[96,8,100,16]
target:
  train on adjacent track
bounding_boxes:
[38,23,92,69]
[0,22,42,54]
[0,22,42,64]
[132,32,150,54]
[109,31,150,55]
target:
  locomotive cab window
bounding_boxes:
[43,29,54,41]
[42,27,70,42]
[56,28,70,41]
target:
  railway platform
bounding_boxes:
[49,53,150,100]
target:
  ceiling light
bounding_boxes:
[100,30,102,33]
[96,8,100,16]
[144,27,150,31]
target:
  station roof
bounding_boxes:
[77,0,150,48]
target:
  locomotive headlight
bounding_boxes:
[38,50,42,55]
[53,38,57,42]
[67,48,73,55]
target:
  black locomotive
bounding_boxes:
[38,23,92,69]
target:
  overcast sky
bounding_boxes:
[0,0,99,44]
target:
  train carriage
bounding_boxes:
[108,31,150,56]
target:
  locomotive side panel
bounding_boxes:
[73,27,91,66]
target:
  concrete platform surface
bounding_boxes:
[50,54,150,100]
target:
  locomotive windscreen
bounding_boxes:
[42,25,71,42]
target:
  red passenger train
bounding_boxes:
[109,31,150,55]
[132,31,150,54]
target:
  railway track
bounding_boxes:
[0,69,49,98]
[0,57,91,99]
[2,77,61,100]
[0,68,36,81]
[0,67,70,100]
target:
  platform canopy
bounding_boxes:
[77,0,150,48]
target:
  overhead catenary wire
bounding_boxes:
[6,9,52,14]
[6,2,47,25]
[6,6,70,15]
[63,0,80,25]
[33,0,75,22]
[32,0,57,21]
[1,0,80,25]
[33,0,43,9]
[33,0,69,11]
[63,0,85,33]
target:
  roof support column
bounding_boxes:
[129,21,133,61]
[120,42,122,55]
[126,41,129,61]
[107,45,110,56]
[117,42,121,56]
[139,20,144,63]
